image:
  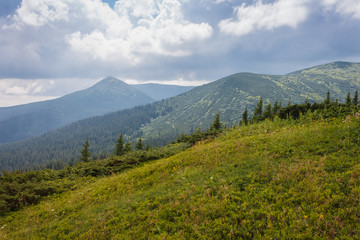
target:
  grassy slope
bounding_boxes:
[1,116,360,239]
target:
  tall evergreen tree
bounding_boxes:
[135,137,144,150]
[346,92,352,106]
[114,133,124,156]
[253,97,263,121]
[324,91,331,104]
[125,139,132,153]
[353,90,359,105]
[272,101,280,117]
[210,111,222,131]
[242,107,248,126]
[80,138,91,162]
[263,103,273,120]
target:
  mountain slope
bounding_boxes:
[131,83,194,100]
[1,116,359,239]
[140,62,360,144]
[0,77,154,143]
[1,61,359,171]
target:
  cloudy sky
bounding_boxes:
[0,0,360,106]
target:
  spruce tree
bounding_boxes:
[272,101,280,117]
[135,137,144,150]
[114,133,124,156]
[346,92,352,106]
[324,91,331,104]
[263,102,273,120]
[210,111,221,131]
[353,90,358,105]
[125,139,132,153]
[253,97,263,121]
[242,107,248,126]
[80,138,91,162]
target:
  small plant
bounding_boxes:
[344,110,360,125]
[343,110,360,143]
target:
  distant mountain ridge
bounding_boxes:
[1,61,360,171]
[0,77,154,143]
[131,83,194,101]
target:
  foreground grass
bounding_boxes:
[1,117,360,239]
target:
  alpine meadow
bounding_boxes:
[1,61,360,239]
[1,88,360,239]
[1,0,360,238]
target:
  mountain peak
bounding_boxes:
[102,76,123,82]
[93,76,128,88]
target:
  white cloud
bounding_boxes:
[69,0,213,62]
[12,0,69,27]
[0,78,57,106]
[115,0,157,19]
[0,77,98,106]
[321,0,360,19]
[219,0,309,36]
[1,78,54,96]
[9,0,213,64]
[214,0,232,4]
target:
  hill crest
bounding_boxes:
[0,77,154,143]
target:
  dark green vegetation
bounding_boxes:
[0,77,154,143]
[1,100,360,239]
[0,103,170,171]
[131,83,194,101]
[0,142,190,215]
[1,61,360,172]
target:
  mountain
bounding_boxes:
[0,77,154,143]
[1,113,359,238]
[139,61,360,144]
[1,61,359,171]
[131,83,194,100]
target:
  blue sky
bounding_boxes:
[0,0,360,106]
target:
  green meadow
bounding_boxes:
[1,109,360,239]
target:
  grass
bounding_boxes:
[1,116,360,239]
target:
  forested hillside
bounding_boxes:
[0,77,154,143]
[1,100,359,239]
[0,61,359,171]
[0,103,172,171]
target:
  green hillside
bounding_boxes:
[140,62,360,144]
[0,77,154,143]
[131,83,194,101]
[1,107,359,239]
[1,61,359,171]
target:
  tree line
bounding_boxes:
[240,90,359,125]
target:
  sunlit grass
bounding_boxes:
[1,116,360,239]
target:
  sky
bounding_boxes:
[0,0,360,107]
